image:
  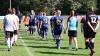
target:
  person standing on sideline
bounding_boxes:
[85,7,99,56]
[23,14,29,31]
[12,8,19,46]
[53,10,65,49]
[65,10,78,51]
[29,10,37,35]
[3,8,15,51]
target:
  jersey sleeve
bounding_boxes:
[67,17,70,22]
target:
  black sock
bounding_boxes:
[90,42,94,49]
[87,42,92,50]
[85,42,88,48]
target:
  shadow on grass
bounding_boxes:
[36,51,88,56]
[24,41,51,44]
[0,48,7,51]
[28,45,56,49]
[0,42,6,45]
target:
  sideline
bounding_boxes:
[20,37,33,56]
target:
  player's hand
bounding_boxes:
[93,29,96,33]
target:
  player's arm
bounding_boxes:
[66,17,70,32]
[95,21,99,31]
[17,17,20,30]
[80,18,84,32]
[40,19,42,28]
[87,21,95,32]
[3,17,6,29]
[81,23,83,32]
[50,19,53,30]
[66,21,69,32]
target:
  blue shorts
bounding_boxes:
[54,25,62,35]
[41,24,48,32]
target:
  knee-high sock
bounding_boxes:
[87,42,92,50]
[7,38,11,48]
[85,42,88,48]
[10,37,14,47]
[14,35,18,42]
[90,42,94,49]
[56,39,60,48]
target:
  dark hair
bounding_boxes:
[7,8,12,14]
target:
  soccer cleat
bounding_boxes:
[8,48,10,51]
[57,46,60,49]
[90,49,95,56]
[85,47,88,49]
[75,48,78,51]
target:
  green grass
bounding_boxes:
[0,19,100,56]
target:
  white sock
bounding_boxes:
[14,35,18,43]
[11,36,14,47]
[7,38,11,48]
[69,44,72,49]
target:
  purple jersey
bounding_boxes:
[86,12,98,29]
[53,16,64,29]
[53,16,64,35]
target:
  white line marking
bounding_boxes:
[20,37,33,56]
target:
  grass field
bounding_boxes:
[0,19,100,56]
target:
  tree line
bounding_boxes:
[0,0,98,15]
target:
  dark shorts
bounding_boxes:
[5,31,13,38]
[86,28,96,38]
[14,30,18,35]
[54,29,62,35]
[68,30,77,37]
[29,26,36,32]
[41,25,48,32]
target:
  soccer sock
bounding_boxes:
[14,35,18,43]
[85,42,88,48]
[32,28,34,34]
[45,31,48,39]
[7,38,11,48]
[87,42,92,50]
[56,39,60,48]
[90,42,94,49]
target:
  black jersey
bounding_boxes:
[86,12,98,29]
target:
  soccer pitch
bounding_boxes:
[0,19,100,56]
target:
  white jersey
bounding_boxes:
[3,14,15,32]
[12,14,19,30]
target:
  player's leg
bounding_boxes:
[73,37,78,50]
[55,35,61,49]
[73,31,78,50]
[69,37,72,50]
[12,30,18,45]
[89,33,96,56]
[51,29,55,40]
[5,31,11,51]
[44,26,48,40]
[83,29,88,49]
[85,37,88,49]
[29,26,31,34]
[31,26,34,35]
[6,31,13,51]
[10,32,14,47]
[68,30,73,50]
